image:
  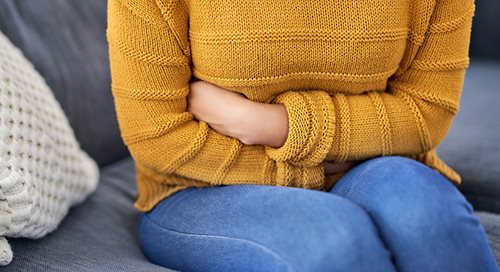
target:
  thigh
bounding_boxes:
[329,156,499,272]
[138,184,396,272]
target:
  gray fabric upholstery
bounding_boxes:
[0,0,498,270]
[476,211,500,266]
[0,0,129,167]
[3,158,174,272]
[438,60,500,214]
[0,0,495,169]
[3,157,499,271]
[469,0,500,60]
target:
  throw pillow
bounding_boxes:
[0,31,99,266]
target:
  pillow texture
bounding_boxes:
[0,31,99,266]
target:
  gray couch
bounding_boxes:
[0,1,498,271]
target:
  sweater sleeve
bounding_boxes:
[264,0,475,166]
[106,0,325,189]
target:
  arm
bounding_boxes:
[261,0,475,167]
[187,79,358,176]
[186,79,290,148]
[107,0,324,188]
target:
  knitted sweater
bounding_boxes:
[107,0,475,212]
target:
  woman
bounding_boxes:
[107,0,499,271]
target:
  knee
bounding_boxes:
[300,196,392,270]
[353,156,448,185]
[318,196,379,247]
[371,156,470,210]
[336,156,467,206]
[336,156,475,237]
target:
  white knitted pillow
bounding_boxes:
[0,32,99,266]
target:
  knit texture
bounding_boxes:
[0,31,99,266]
[107,0,475,212]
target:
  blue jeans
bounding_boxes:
[137,156,499,272]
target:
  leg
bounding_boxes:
[329,156,499,272]
[138,184,397,272]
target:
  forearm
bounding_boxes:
[201,92,358,174]
[187,80,290,148]
[261,0,474,168]
[237,101,289,148]
[187,80,358,175]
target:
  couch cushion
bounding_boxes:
[469,1,500,60]
[0,0,129,167]
[3,158,173,272]
[3,156,499,270]
[438,60,500,213]
[476,211,500,266]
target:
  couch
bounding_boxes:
[0,1,498,271]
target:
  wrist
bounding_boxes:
[263,103,289,147]
[238,101,289,147]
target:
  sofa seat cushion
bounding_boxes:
[3,156,500,270]
[3,158,173,272]
[476,211,500,266]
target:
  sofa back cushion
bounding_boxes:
[469,0,500,60]
[0,0,129,167]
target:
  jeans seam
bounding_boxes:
[142,213,296,272]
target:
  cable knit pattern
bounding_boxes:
[0,32,99,266]
[107,0,474,212]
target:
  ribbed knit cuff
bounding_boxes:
[274,161,325,190]
[265,90,336,167]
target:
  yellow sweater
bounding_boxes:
[107,0,475,212]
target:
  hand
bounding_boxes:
[187,80,359,174]
[187,80,253,141]
[239,102,289,147]
[187,80,289,147]
[323,161,358,175]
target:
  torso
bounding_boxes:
[186,0,416,102]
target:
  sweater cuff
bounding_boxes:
[265,90,336,167]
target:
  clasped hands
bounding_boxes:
[186,79,357,175]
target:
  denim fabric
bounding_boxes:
[329,156,499,272]
[138,156,499,272]
[138,184,395,271]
